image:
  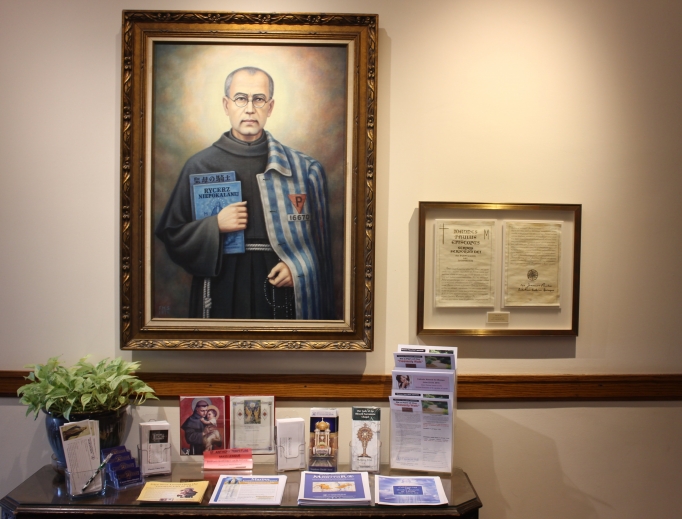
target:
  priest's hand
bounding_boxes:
[217,201,248,232]
[268,261,293,288]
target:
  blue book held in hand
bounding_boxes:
[189,172,245,254]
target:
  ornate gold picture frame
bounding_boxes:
[120,11,377,351]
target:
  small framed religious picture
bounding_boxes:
[417,202,582,336]
[229,396,275,454]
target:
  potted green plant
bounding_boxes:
[18,356,158,471]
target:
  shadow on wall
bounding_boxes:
[454,411,598,519]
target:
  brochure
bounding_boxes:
[203,448,253,470]
[60,419,103,496]
[375,475,448,506]
[308,408,339,472]
[391,368,455,393]
[389,396,453,473]
[350,407,380,472]
[208,475,287,506]
[393,352,455,370]
[398,344,458,356]
[137,481,209,503]
[297,471,371,506]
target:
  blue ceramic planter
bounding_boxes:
[44,406,129,472]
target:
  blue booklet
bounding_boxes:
[297,471,370,506]
[189,172,244,254]
[375,475,448,506]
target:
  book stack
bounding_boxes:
[297,471,371,506]
[389,345,457,473]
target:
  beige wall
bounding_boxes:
[1,0,681,517]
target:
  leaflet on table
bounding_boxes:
[392,368,455,393]
[393,352,455,371]
[389,396,453,473]
[189,171,244,254]
[297,471,371,506]
[203,448,253,470]
[137,480,209,503]
[208,475,287,505]
[230,396,275,454]
[59,419,103,496]
[375,475,448,506]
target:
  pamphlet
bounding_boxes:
[393,352,455,370]
[208,475,287,506]
[392,368,455,393]
[375,475,448,506]
[136,480,209,503]
[203,448,253,470]
[350,407,380,472]
[297,471,371,506]
[60,419,103,496]
[308,408,339,472]
[389,396,453,473]
[230,396,275,454]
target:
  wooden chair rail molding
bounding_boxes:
[1,371,681,401]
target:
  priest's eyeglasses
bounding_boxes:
[229,94,271,108]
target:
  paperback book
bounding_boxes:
[189,171,244,254]
[375,476,448,506]
[137,481,209,503]
[297,471,371,506]
[208,475,287,506]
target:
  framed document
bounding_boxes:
[229,396,275,454]
[119,11,378,351]
[418,202,582,336]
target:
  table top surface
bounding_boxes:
[1,463,481,517]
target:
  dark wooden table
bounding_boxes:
[1,463,481,518]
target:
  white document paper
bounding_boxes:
[504,220,562,306]
[434,219,495,307]
[389,396,453,473]
[230,396,275,454]
[208,475,287,505]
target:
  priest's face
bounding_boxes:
[222,70,274,142]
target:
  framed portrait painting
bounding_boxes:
[120,11,378,351]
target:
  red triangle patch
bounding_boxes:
[288,194,307,214]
